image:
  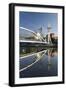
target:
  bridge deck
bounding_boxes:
[19,40,48,44]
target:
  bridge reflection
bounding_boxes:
[20,48,57,72]
[20,50,47,72]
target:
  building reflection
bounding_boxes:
[47,48,58,70]
[35,48,58,71]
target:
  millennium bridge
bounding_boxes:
[19,26,52,47]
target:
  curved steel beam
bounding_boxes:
[20,27,45,41]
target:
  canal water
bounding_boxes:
[19,47,58,78]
